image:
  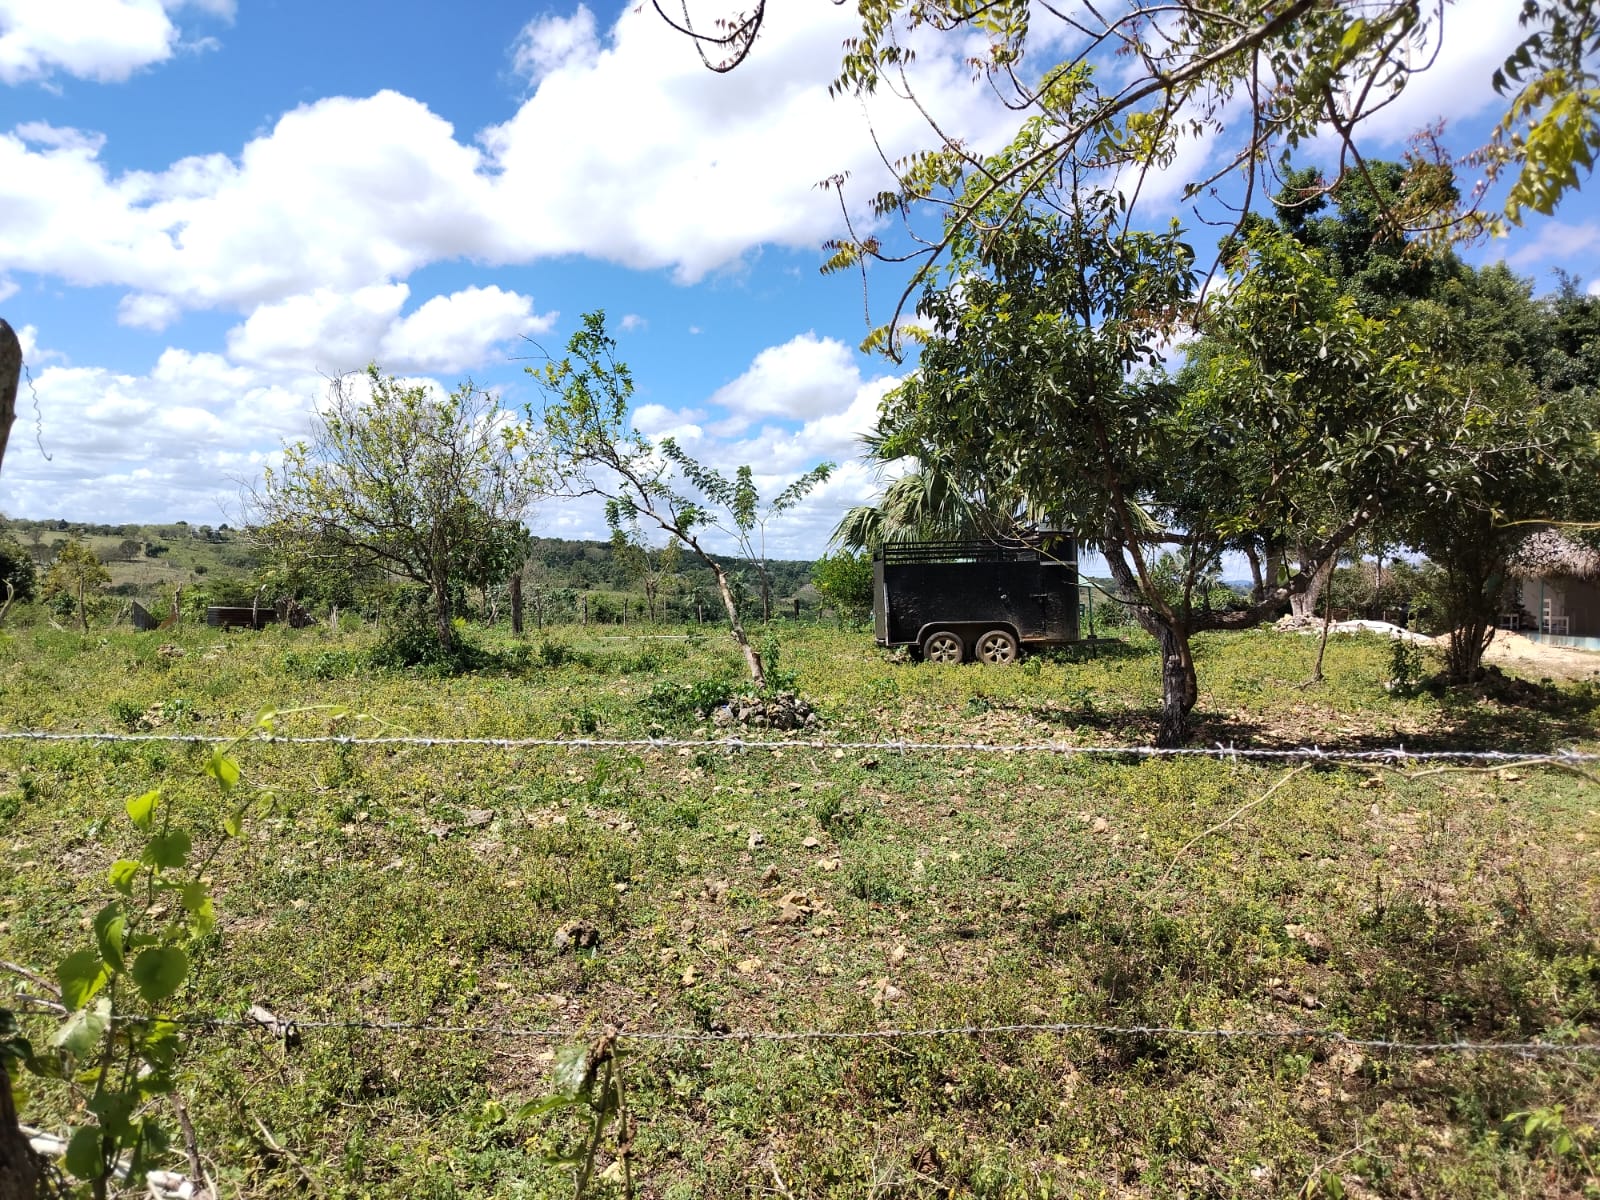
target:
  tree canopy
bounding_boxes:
[664,1,1597,349]
[42,537,111,632]
[251,366,544,648]
[870,177,1488,743]
[531,311,834,687]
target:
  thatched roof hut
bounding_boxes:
[1507,529,1600,580]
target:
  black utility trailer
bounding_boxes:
[873,538,1082,663]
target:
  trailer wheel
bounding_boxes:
[922,630,965,664]
[975,628,1019,664]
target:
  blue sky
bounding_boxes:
[1,0,1596,558]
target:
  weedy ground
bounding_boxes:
[2,620,1599,1198]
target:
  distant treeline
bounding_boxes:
[1,519,823,622]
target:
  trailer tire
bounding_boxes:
[922,630,965,664]
[975,628,1020,664]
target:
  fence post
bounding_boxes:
[0,317,49,1199]
[0,318,18,474]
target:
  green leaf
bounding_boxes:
[130,946,190,1004]
[206,750,241,792]
[552,1042,590,1099]
[92,903,127,972]
[181,882,216,937]
[88,1088,137,1137]
[50,997,111,1057]
[64,1126,105,1181]
[222,803,248,839]
[136,1019,181,1073]
[142,829,192,871]
[107,858,142,896]
[57,950,111,1010]
[125,788,160,831]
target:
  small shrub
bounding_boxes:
[1384,638,1426,697]
[814,792,864,838]
[618,644,667,674]
[0,775,31,823]
[282,649,363,680]
[108,698,144,730]
[562,705,601,735]
[535,637,594,669]
[366,608,488,674]
[641,677,736,723]
[761,635,799,692]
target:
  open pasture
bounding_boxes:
[3,623,1599,1198]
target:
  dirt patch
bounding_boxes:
[1468,629,1600,683]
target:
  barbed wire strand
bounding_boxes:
[0,729,1595,763]
[7,999,1593,1056]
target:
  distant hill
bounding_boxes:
[1,518,821,616]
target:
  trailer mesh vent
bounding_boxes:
[879,540,1075,566]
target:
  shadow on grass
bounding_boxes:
[1037,637,1145,664]
[1004,676,1597,754]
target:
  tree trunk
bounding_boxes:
[510,573,523,635]
[0,1050,47,1200]
[432,577,453,647]
[1264,545,1287,605]
[1309,573,1336,683]
[1244,545,1265,604]
[1154,623,1197,748]
[710,562,764,687]
[1288,547,1333,620]
[76,578,87,632]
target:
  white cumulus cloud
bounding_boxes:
[709,332,863,426]
[0,3,1026,314]
[226,283,555,375]
[511,6,599,84]
[226,284,411,371]
[0,0,225,85]
[378,286,557,374]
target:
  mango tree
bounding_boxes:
[876,187,1459,745]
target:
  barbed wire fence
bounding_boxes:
[6,725,1600,1195]
[8,994,1597,1058]
[2,727,1597,764]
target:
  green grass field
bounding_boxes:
[3,621,1598,1198]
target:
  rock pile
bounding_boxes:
[711,691,820,730]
